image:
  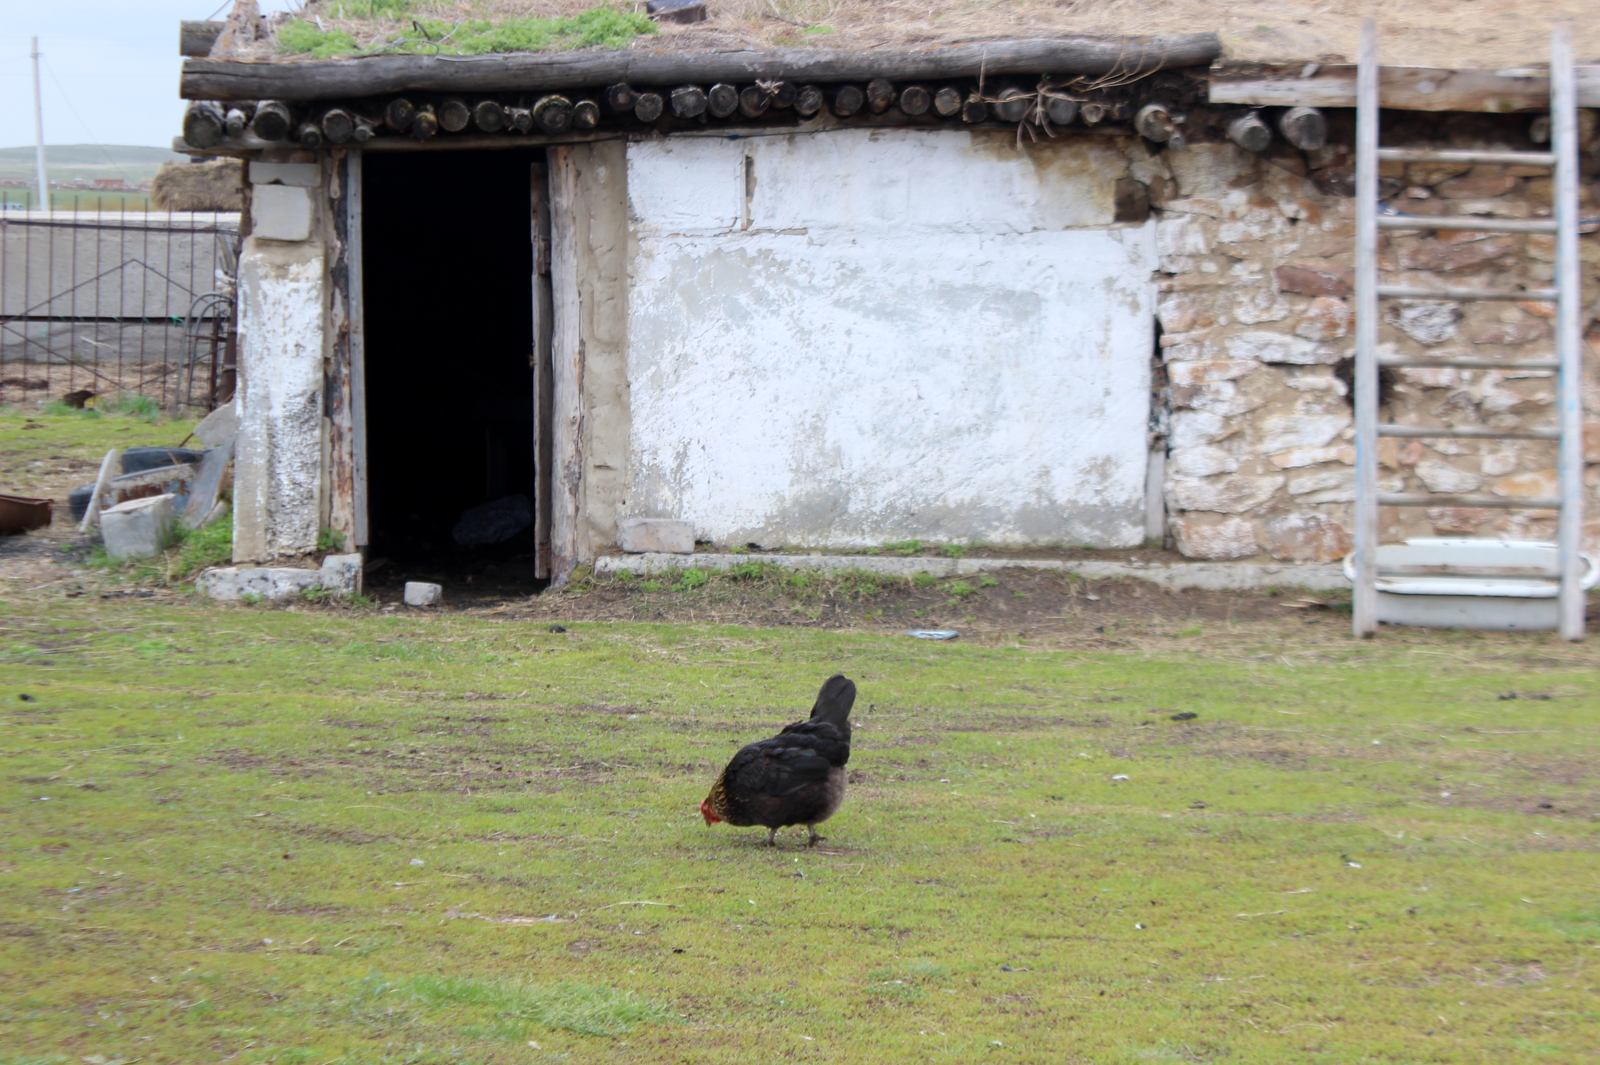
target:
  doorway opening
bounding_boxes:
[362,148,546,591]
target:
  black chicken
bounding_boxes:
[699,674,855,847]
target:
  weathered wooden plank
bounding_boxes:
[326,151,357,547]
[530,159,554,580]
[182,34,1222,100]
[1211,60,1600,112]
[547,146,583,587]
[346,150,369,550]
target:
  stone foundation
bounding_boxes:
[1153,116,1600,562]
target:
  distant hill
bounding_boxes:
[0,145,185,186]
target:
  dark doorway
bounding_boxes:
[362,149,543,586]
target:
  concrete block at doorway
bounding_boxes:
[195,553,366,601]
[618,518,694,554]
[404,582,443,607]
[101,494,178,559]
[251,185,313,242]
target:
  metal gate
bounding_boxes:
[0,205,241,414]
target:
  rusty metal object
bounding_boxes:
[0,494,53,534]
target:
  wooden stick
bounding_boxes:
[224,107,250,137]
[384,97,415,133]
[634,91,664,122]
[182,34,1224,100]
[671,84,708,117]
[472,99,507,132]
[606,83,637,112]
[297,121,324,150]
[991,87,1030,123]
[184,103,225,149]
[866,78,895,113]
[1278,106,1327,150]
[738,85,770,118]
[411,104,438,139]
[1134,102,1178,142]
[1227,111,1273,152]
[708,82,740,118]
[897,84,931,116]
[438,97,470,132]
[831,85,864,116]
[508,106,533,133]
[535,95,574,133]
[321,107,356,143]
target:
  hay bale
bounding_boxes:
[151,158,243,212]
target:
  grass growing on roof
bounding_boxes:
[277,4,656,58]
[1,584,1598,1062]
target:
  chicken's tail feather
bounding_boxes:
[809,674,856,727]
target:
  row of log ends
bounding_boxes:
[183,79,1241,149]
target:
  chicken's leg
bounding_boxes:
[807,826,825,847]
[764,827,778,846]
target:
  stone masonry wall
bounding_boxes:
[1152,116,1600,562]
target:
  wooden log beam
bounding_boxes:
[438,97,471,132]
[991,86,1030,123]
[1042,94,1077,125]
[535,94,573,133]
[960,93,986,123]
[571,99,600,130]
[509,106,533,133]
[223,107,251,138]
[1210,61,1600,112]
[297,120,324,150]
[933,86,962,117]
[866,78,895,114]
[321,107,356,143]
[738,85,770,118]
[179,20,223,58]
[384,97,415,132]
[831,84,863,117]
[770,81,797,108]
[634,91,664,122]
[411,104,439,139]
[794,84,823,116]
[181,34,1222,100]
[898,84,931,116]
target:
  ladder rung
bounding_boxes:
[1377,424,1560,441]
[1376,148,1557,167]
[1378,493,1562,509]
[1377,356,1559,370]
[1377,284,1557,302]
[1376,214,1558,234]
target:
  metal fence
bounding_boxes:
[0,201,241,414]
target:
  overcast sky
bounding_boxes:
[0,1,299,151]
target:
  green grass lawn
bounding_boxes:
[2,588,1597,1064]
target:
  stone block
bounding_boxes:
[1470,321,1548,345]
[1170,515,1258,560]
[1287,469,1354,497]
[1436,172,1520,198]
[1172,379,1267,417]
[1493,468,1558,498]
[1406,161,1471,186]
[1294,297,1354,340]
[1269,445,1355,469]
[1384,302,1461,346]
[1234,289,1292,324]
[101,494,177,559]
[1259,414,1351,453]
[193,398,239,447]
[1398,365,1461,389]
[1167,359,1259,385]
[195,566,323,601]
[1224,331,1335,365]
[1415,460,1483,494]
[1168,474,1284,515]
[1169,446,1238,478]
[1169,409,1226,450]
[1425,507,1494,533]
[251,185,313,242]
[1274,264,1353,297]
[319,553,364,594]
[1261,512,1352,563]
[618,518,694,554]
[1586,423,1600,464]
[1399,236,1515,271]
[405,582,443,607]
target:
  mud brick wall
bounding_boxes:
[1152,119,1600,562]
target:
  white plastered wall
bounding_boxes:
[233,170,326,561]
[624,129,1156,549]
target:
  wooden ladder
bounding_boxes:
[1351,18,1588,640]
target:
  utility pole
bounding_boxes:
[32,37,48,212]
